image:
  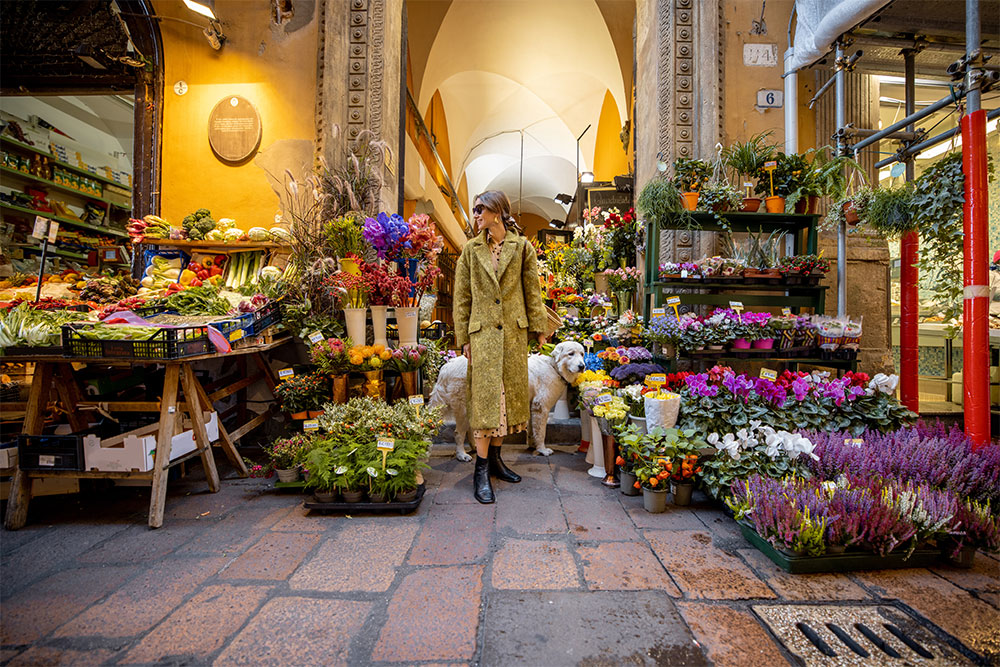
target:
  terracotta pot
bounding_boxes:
[400,369,419,397]
[843,200,860,225]
[680,191,699,211]
[289,410,309,420]
[331,374,348,404]
[308,410,325,418]
[805,195,819,214]
[764,196,785,213]
[370,305,389,348]
[741,197,762,212]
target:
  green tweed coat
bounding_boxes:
[453,230,548,431]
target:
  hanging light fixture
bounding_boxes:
[183,0,218,20]
[580,171,595,185]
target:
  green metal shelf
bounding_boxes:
[0,202,128,238]
[0,164,130,210]
[13,242,88,261]
[1,135,131,189]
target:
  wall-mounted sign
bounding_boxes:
[743,43,778,67]
[756,89,783,108]
[207,95,262,163]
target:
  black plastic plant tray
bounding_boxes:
[738,521,942,574]
[2,345,65,357]
[135,305,252,340]
[304,484,426,514]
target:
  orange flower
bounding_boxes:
[373,344,385,354]
[379,350,392,360]
[648,477,658,486]
[633,481,641,489]
[615,456,626,466]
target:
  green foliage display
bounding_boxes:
[636,177,696,230]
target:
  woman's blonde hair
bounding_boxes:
[475,190,524,235]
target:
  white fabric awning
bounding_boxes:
[786,0,893,72]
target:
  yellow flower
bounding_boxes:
[379,350,392,360]
[370,357,382,368]
[373,344,385,354]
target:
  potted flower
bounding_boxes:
[677,317,708,352]
[607,266,640,316]
[645,313,681,356]
[778,254,830,285]
[722,131,776,212]
[592,393,628,487]
[768,315,797,350]
[602,207,640,269]
[310,337,352,403]
[323,214,369,269]
[658,261,682,280]
[586,291,611,318]
[348,344,393,398]
[615,423,645,495]
[669,451,703,506]
[265,435,313,483]
[274,372,328,419]
[697,182,743,213]
[742,311,773,349]
[389,343,428,397]
[672,157,712,210]
[304,435,367,502]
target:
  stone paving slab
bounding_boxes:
[479,590,708,666]
[492,537,581,590]
[577,540,681,594]
[677,601,791,666]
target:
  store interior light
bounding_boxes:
[183,0,217,20]
[580,171,595,184]
[554,193,573,205]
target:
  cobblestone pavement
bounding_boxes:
[2,448,998,666]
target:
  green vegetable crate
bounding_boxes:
[136,305,254,342]
[61,323,211,360]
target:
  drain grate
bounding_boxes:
[753,604,978,666]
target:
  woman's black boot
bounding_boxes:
[488,445,522,483]
[474,455,495,503]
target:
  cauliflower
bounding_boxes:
[268,227,291,243]
[223,228,244,242]
[215,217,236,231]
[247,227,269,242]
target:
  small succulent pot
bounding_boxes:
[764,195,785,213]
[396,487,419,503]
[642,487,668,513]
[620,471,640,496]
[341,489,365,503]
[313,489,338,503]
[672,482,694,506]
[741,197,762,212]
[680,191,700,211]
[275,468,299,483]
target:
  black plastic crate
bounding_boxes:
[62,323,211,360]
[244,300,282,336]
[17,434,85,471]
[134,305,252,340]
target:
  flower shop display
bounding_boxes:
[264,435,314,482]
[601,207,640,268]
[701,421,817,499]
[618,426,707,512]
[388,343,429,396]
[310,337,352,403]
[725,424,1000,572]
[644,387,681,431]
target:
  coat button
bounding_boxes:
[495,299,500,304]
[497,324,503,330]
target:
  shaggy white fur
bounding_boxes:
[429,341,587,461]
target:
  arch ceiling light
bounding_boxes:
[413,0,628,221]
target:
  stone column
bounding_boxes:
[316,0,402,211]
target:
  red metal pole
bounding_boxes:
[961,109,990,447]
[899,231,919,412]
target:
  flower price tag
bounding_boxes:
[651,307,666,317]
[377,437,395,469]
[844,438,864,448]
[308,331,324,344]
[729,300,744,321]
[583,338,593,351]
[595,393,613,405]
[303,419,319,432]
[763,160,778,197]
[680,269,688,279]
[278,368,295,379]
[31,216,49,240]
[743,181,754,198]
[665,295,682,321]
[408,394,423,417]
[781,307,792,316]
[645,373,666,393]
[760,368,778,381]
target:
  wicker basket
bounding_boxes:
[544,305,562,338]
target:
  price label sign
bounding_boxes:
[651,307,666,317]
[763,160,778,170]
[729,300,744,309]
[376,438,395,452]
[680,269,688,279]
[665,296,682,306]
[844,438,864,448]
[308,331,324,344]
[760,368,778,381]
[38,454,56,467]
[408,395,424,406]
[278,368,295,379]
[595,393,613,405]
[584,338,593,350]
[228,329,245,342]
[743,181,754,189]
[303,419,319,432]
[645,373,666,389]
[31,216,49,240]
[402,309,417,317]
[781,307,792,316]
[47,222,59,243]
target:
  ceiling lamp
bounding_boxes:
[553,193,573,205]
[183,0,218,20]
[580,172,595,185]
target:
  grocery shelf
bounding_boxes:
[0,165,131,210]
[0,202,128,238]
[1,136,131,189]
[141,239,291,250]
[12,242,89,261]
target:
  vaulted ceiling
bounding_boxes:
[407,0,634,223]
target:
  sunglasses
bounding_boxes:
[473,204,490,215]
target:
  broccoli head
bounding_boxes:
[194,216,216,234]
[195,208,212,218]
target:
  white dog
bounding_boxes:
[429,341,587,461]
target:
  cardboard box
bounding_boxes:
[83,412,218,473]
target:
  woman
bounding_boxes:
[453,190,548,503]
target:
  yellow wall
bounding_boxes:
[593,89,628,181]
[154,0,318,228]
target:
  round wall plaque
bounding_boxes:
[207,95,262,163]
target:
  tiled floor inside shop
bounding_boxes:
[1,447,998,666]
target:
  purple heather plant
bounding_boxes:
[953,499,1000,555]
[609,362,665,385]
